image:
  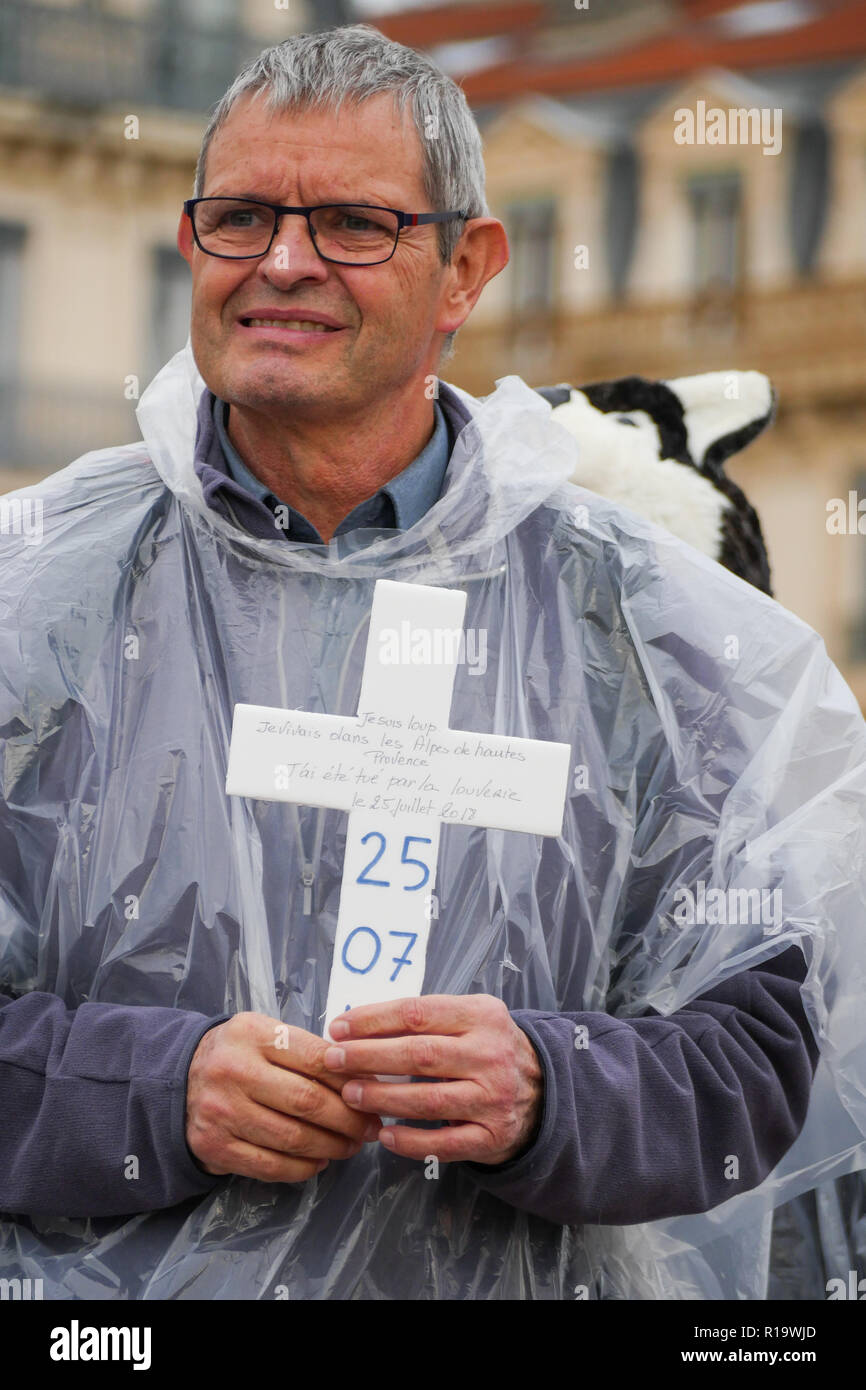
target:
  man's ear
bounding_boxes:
[436,218,509,337]
[177,211,194,266]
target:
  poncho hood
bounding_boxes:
[135,341,581,580]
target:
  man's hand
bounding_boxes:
[186,1013,381,1183]
[323,995,544,1165]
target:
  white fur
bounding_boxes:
[551,392,729,560]
[665,370,772,470]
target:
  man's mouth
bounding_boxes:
[241,318,340,333]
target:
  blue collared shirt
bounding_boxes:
[212,394,450,542]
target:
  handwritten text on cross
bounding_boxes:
[226,580,571,1037]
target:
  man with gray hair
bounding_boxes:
[0,24,865,1302]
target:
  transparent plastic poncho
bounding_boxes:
[1,341,865,1300]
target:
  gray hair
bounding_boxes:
[193,23,490,363]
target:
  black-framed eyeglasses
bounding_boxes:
[183,197,468,266]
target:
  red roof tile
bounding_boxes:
[375,1,545,48]
[448,0,866,102]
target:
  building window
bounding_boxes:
[504,197,557,318]
[789,117,829,276]
[687,172,742,293]
[148,246,191,383]
[605,143,639,301]
[0,222,27,464]
[175,0,238,28]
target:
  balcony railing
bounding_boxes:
[3,274,866,474]
[0,0,263,111]
[454,276,866,400]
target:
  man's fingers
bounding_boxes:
[230,1100,371,1160]
[249,1067,381,1143]
[378,1121,491,1163]
[263,1021,346,1083]
[200,1138,331,1185]
[325,1034,475,1079]
[257,1016,374,1094]
[341,1079,477,1122]
[329,994,486,1042]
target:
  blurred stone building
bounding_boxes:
[0,0,351,484]
[1,0,865,700]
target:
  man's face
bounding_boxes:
[178,92,458,418]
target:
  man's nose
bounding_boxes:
[258,214,329,284]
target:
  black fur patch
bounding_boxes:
[702,387,776,481]
[534,376,773,596]
[579,377,692,467]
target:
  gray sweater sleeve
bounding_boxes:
[1,949,817,1225]
[464,946,818,1226]
[0,990,229,1217]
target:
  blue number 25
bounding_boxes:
[356,833,432,891]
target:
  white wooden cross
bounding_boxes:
[226,579,571,1039]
